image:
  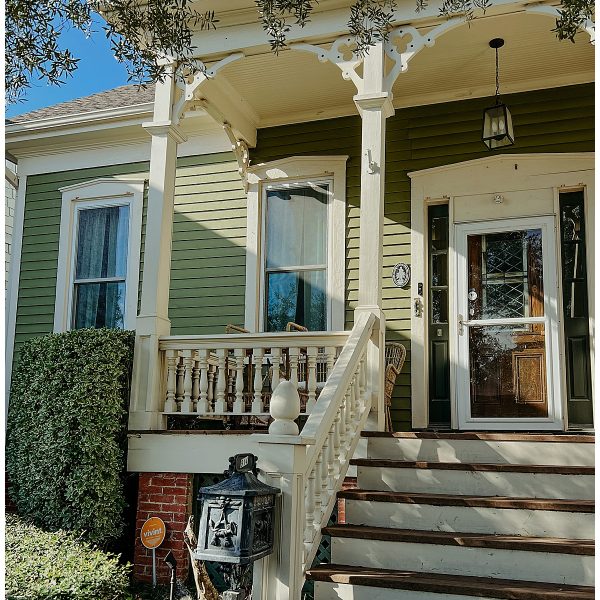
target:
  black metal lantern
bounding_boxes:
[482,38,515,150]
[195,454,280,566]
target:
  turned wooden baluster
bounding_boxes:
[207,364,215,411]
[197,350,209,414]
[306,347,318,412]
[181,349,194,413]
[358,354,367,407]
[191,352,200,412]
[175,355,184,407]
[320,436,330,504]
[214,349,227,413]
[164,350,178,412]
[326,426,336,495]
[325,346,336,381]
[233,348,245,414]
[313,449,324,525]
[304,468,317,559]
[270,348,281,393]
[288,347,300,389]
[332,410,342,478]
[252,348,264,414]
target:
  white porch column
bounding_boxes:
[129,74,185,431]
[354,42,393,430]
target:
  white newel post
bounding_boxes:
[354,42,392,431]
[129,73,186,430]
[251,382,309,600]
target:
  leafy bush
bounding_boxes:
[5,514,131,600]
[6,328,135,545]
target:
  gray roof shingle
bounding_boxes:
[7,83,156,124]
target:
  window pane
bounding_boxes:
[266,185,327,269]
[76,205,129,279]
[266,270,326,332]
[74,282,126,329]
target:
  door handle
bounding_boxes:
[414,298,423,318]
[458,314,465,336]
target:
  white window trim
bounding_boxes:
[54,178,145,332]
[245,156,348,332]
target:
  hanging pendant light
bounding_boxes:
[482,38,515,150]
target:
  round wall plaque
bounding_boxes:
[392,263,411,288]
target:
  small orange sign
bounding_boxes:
[140,517,166,549]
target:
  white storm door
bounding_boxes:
[455,216,562,430]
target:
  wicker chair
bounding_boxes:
[384,342,407,432]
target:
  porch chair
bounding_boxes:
[384,342,407,432]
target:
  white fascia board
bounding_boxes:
[6,103,154,137]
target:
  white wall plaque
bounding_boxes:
[392,263,411,288]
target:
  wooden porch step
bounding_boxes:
[306,564,595,599]
[349,458,594,474]
[361,431,595,442]
[338,489,595,512]
[323,524,594,555]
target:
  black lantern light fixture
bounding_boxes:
[482,38,515,150]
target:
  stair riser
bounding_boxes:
[345,499,594,539]
[357,466,594,499]
[330,538,594,585]
[315,582,499,600]
[366,439,595,466]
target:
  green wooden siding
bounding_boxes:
[168,152,247,335]
[14,162,149,363]
[251,83,594,430]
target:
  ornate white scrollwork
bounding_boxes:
[525,5,595,44]
[173,52,245,123]
[384,18,464,90]
[292,36,365,94]
[223,123,251,192]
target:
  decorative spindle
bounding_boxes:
[214,349,227,413]
[270,348,281,392]
[288,347,300,388]
[207,364,215,409]
[198,350,209,413]
[332,413,342,478]
[304,471,316,546]
[306,347,318,412]
[325,346,336,381]
[191,352,200,411]
[164,350,178,412]
[252,347,264,414]
[175,355,184,406]
[233,348,245,414]
[180,349,194,412]
[313,451,324,525]
[326,427,336,494]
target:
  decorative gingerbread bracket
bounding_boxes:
[223,123,251,192]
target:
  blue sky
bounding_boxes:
[6,15,131,119]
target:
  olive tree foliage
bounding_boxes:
[6,0,594,104]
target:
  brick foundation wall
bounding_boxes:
[133,473,193,583]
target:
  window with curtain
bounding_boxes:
[72,204,130,329]
[264,182,329,332]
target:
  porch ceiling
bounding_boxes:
[212,11,593,128]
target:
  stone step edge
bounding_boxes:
[361,431,595,443]
[305,564,595,600]
[338,489,595,512]
[322,524,594,555]
[349,459,594,475]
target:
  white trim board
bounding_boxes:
[244,156,348,332]
[409,152,595,430]
[54,178,145,332]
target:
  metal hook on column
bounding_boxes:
[365,149,379,174]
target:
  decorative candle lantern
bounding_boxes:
[482,38,515,150]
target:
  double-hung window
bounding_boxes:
[264,182,329,331]
[72,202,130,329]
[55,179,144,332]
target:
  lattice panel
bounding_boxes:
[485,234,525,274]
[484,282,526,319]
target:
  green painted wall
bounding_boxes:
[14,162,149,362]
[251,83,594,430]
[168,152,247,335]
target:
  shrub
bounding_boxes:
[5,514,131,600]
[6,328,135,545]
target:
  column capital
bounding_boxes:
[353,92,394,118]
[142,120,187,143]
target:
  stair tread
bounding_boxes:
[306,564,595,599]
[338,489,595,512]
[322,524,594,555]
[361,431,595,443]
[349,458,594,474]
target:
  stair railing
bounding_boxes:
[252,310,380,600]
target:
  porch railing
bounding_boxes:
[252,310,380,599]
[158,332,349,421]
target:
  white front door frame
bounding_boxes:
[455,216,562,430]
[409,152,595,431]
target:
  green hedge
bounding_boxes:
[5,514,131,600]
[6,328,135,545]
